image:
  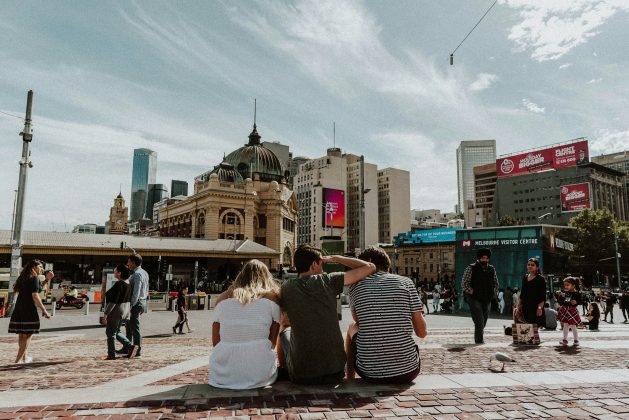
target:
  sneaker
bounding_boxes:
[115,348,129,355]
[559,339,568,346]
[177,331,185,335]
[172,326,177,334]
[187,329,194,333]
[24,356,33,363]
[610,320,614,324]
[573,340,580,347]
[127,345,139,359]
[104,355,116,360]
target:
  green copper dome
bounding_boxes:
[225,124,284,182]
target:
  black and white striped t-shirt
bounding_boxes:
[349,272,422,378]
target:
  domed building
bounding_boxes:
[158,121,298,269]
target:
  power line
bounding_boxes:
[450,0,498,65]
[0,110,25,120]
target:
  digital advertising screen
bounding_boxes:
[560,182,592,213]
[496,140,589,178]
[322,188,345,228]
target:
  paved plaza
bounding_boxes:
[1,305,629,419]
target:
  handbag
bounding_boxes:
[512,323,540,345]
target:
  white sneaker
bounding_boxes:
[24,356,33,363]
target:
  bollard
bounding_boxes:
[51,298,56,317]
[84,300,89,315]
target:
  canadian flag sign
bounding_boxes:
[560,182,591,213]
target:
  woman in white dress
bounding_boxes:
[209,259,281,389]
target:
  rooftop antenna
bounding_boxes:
[333,122,336,148]
[253,98,257,128]
[450,0,497,65]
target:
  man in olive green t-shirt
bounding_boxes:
[279,245,375,385]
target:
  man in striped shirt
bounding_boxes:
[346,247,428,383]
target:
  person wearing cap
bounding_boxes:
[461,248,499,344]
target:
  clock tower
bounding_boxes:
[108,193,129,235]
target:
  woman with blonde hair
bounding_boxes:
[209,259,281,389]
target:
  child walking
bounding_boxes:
[557,277,581,346]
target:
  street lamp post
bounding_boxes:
[612,227,622,288]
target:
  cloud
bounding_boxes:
[591,129,629,154]
[469,73,498,91]
[501,0,629,61]
[587,78,603,84]
[522,98,545,113]
[559,63,573,69]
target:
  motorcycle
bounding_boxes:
[55,293,88,310]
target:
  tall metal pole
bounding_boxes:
[359,155,366,252]
[8,91,34,308]
[613,229,621,288]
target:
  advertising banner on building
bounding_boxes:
[560,182,592,213]
[496,140,589,178]
[395,228,461,245]
[322,188,345,228]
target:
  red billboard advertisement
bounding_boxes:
[322,188,345,228]
[497,140,589,178]
[560,182,592,213]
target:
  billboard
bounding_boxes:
[560,182,592,213]
[322,188,345,228]
[394,228,461,245]
[496,140,589,178]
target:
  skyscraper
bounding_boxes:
[130,148,157,221]
[456,140,496,216]
[146,183,168,222]
[171,180,188,197]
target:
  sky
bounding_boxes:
[1,0,628,231]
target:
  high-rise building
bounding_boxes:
[146,184,169,223]
[592,150,629,216]
[465,162,497,228]
[346,154,378,252]
[171,180,189,197]
[378,168,410,244]
[262,141,291,173]
[107,193,129,235]
[289,156,310,183]
[456,140,496,216]
[130,148,157,221]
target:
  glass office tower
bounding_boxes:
[130,148,157,221]
[456,140,496,215]
[171,180,189,197]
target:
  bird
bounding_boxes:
[489,352,516,372]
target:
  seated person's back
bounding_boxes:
[279,245,376,385]
[348,247,427,383]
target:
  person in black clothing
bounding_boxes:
[102,264,133,360]
[461,248,499,344]
[620,291,629,323]
[517,258,546,327]
[173,286,189,334]
[603,291,617,323]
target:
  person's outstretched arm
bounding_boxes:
[322,255,375,286]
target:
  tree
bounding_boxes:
[569,208,627,283]
[498,215,522,226]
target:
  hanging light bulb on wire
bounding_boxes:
[450,0,497,65]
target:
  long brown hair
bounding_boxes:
[231,260,279,305]
[14,259,44,292]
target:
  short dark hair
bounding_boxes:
[115,264,132,280]
[358,247,391,272]
[128,253,142,266]
[544,302,550,308]
[294,245,322,274]
[477,248,492,259]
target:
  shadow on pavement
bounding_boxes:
[41,325,104,332]
[0,360,70,371]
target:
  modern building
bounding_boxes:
[262,141,291,174]
[158,122,298,267]
[146,183,168,222]
[456,140,496,216]
[464,162,497,228]
[73,224,99,234]
[289,156,310,181]
[171,180,189,197]
[346,154,378,252]
[130,148,157,221]
[492,162,627,225]
[593,150,629,215]
[295,148,348,250]
[378,168,410,244]
[106,193,129,235]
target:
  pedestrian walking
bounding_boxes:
[432,288,440,312]
[209,260,281,389]
[620,291,629,323]
[557,277,581,346]
[172,285,190,334]
[581,291,590,316]
[504,287,513,316]
[8,260,52,363]
[101,264,132,360]
[516,258,546,327]
[497,289,505,314]
[461,248,499,344]
[126,253,149,358]
[603,291,617,323]
[420,286,429,314]
[512,288,521,312]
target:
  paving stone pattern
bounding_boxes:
[3,382,629,419]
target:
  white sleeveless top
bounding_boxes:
[209,298,280,389]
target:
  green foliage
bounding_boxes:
[497,215,523,226]
[568,208,623,265]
